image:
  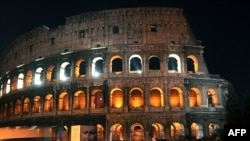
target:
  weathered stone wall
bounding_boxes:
[0,7,197,75]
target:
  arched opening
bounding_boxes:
[23,98,30,114]
[8,102,14,117]
[92,57,104,77]
[11,77,17,91]
[46,65,56,82]
[168,57,177,72]
[170,122,185,140]
[191,122,204,139]
[207,89,218,107]
[91,89,104,108]
[110,88,123,108]
[189,89,197,107]
[111,56,123,74]
[6,79,11,94]
[189,88,202,107]
[33,96,41,113]
[74,90,86,109]
[149,56,160,70]
[131,124,144,141]
[97,124,104,141]
[187,58,195,73]
[169,87,183,107]
[187,55,199,73]
[110,123,124,141]
[0,83,3,97]
[60,62,71,81]
[17,73,24,89]
[129,55,142,73]
[64,65,71,78]
[44,94,54,112]
[4,103,8,118]
[35,67,43,85]
[149,88,163,107]
[15,99,21,115]
[58,92,69,111]
[75,59,87,78]
[208,123,220,139]
[130,88,143,108]
[95,60,104,73]
[151,123,164,140]
[168,54,181,73]
[25,70,32,86]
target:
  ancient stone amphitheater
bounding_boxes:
[0,7,228,141]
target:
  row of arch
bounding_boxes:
[0,86,219,118]
[0,121,221,140]
[0,53,198,96]
[108,122,220,140]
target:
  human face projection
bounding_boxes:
[80,125,97,141]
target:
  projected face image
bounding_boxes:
[80,125,97,141]
[132,130,143,141]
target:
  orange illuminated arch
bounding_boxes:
[191,122,204,139]
[15,99,21,115]
[189,88,202,107]
[149,87,163,107]
[44,94,53,112]
[75,58,87,78]
[46,65,56,82]
[187,55,199,73]
[91,89,104,108]
[33,96,41,113]
[170,122,185,140]
[110,88,123,108]
[110,123,124,140]
[23,98,30,113]
[151,123,164,140]
[74,90,86,109]
[130,88,144,108]
[58,92,69,111]
[169,87,184,107]
[25,70,32,86]
[11,76,17,91]
[207,88,218,106]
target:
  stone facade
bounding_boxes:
[0,7,227,141]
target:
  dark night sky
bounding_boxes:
[0,0,250,96]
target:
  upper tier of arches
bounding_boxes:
[0,7,199,75]
[0,49,202,96]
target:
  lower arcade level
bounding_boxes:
[0,111,225,141]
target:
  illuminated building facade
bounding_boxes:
[0,7,228,140]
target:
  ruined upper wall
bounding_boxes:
[0,7,198,75]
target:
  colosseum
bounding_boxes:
[0,7,228,141]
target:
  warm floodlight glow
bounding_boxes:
[0,126,54,140]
